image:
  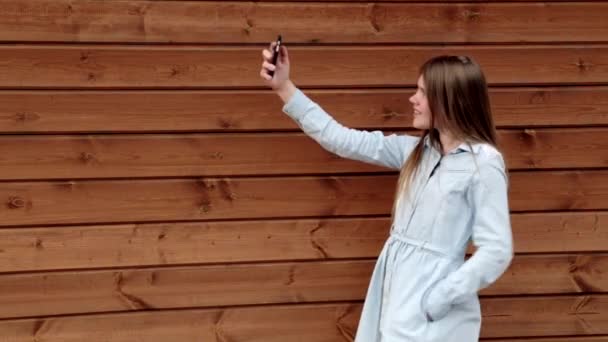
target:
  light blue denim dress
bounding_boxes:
[283,89,514,342]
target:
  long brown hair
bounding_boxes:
[392,55,498,216]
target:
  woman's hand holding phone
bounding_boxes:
[260,35,295,102]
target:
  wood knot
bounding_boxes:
[367,4,383,32]
[284,266,296,286]
[381,106,402,120]
[7,196,26,209]
[128,6,147,16]
[14,112,40,123]
[149,271,158,285]
[574,58,593,71]
[14,112,27,122]
[463,9,481,20]
[520,129,537,146]
[210,152,224,160]
[530,91,546,104]
[199,179,215,190]
[80,152,96,163]
[199,204,212,213]
[525,158,538,168]
[219,180,237,201]
[217,118,235,129]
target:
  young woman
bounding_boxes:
[260,44,513,342]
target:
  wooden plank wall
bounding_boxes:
[0,0,606,341]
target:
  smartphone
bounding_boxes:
[269,35,282,77]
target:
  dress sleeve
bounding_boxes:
[283,88,420,170]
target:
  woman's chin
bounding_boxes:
[412,120,429,130]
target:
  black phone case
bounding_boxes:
[269,35,282,77]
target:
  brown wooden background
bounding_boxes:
[0,0,606,341]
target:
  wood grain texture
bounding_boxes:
[0,1,606,43]
[0,87,606,133]
[0,128,608,180]
[509,212,607,254]
[0,254,604,319]
[0,176,396,226]
[509,170,608,212]
[0,303,363,342]
[482,295,608,337]
[0,212,605,273]
[0,219,388,272]
[487,337,608,342]
[0,296,606,340]
[258,0,608,3]
[0,261,369,319]
[0,171,606,226]
[485,254,608,295]
[0,45,606,88]
[0,0,605,339]
[0,128,604,180]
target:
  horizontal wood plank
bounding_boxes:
[0,45,606,88]
[0,261,367,319]
[0,128,605,180]
[510,212,608,254]
[0,254,605,319]
[499,128,608,170]
[0,296,607,340]
[0,176,396,226]
[509,170,608,212]
[485,254,608,295]
[0,133,380,179]
[265,0,608,2]
[487,337,608,342]
[0,171,606,226]
[0,303,363,342]
[0,1,606,44]
[0,212,605,272]
[0,219,387,272]
[482,295,608,337]
[0,87,606,133]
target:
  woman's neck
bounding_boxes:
[438,130,463,155]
